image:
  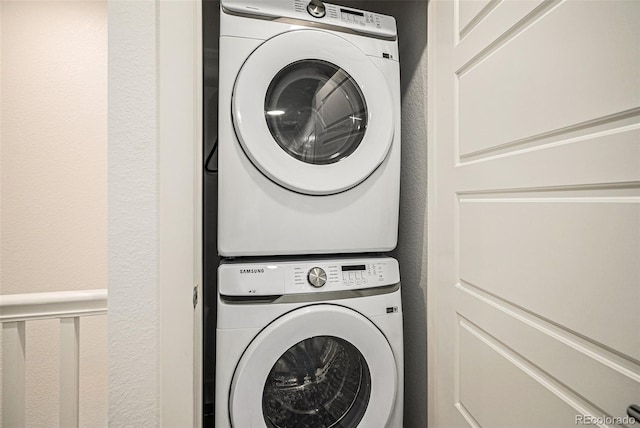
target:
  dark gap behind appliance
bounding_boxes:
[203,0,220,425]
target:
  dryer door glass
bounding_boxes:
[264,60,368,165]
[262,335,371,428]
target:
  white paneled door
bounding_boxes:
[428,1,640,427]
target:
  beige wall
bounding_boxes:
[0,1,107,426]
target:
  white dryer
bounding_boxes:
[218,0,401,256]
[215,256,404,427]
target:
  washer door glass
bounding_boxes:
[264,60,368,165]
[262,336,371,428]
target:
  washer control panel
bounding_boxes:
[221,0,397,39]
[338,7,382,30]
[306,0,326,18]
[219,257,400,296]
[292,260,395,290]
[340,263,383,287]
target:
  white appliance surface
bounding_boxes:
[215,255,404,427]
[222,0,397,38]
[218,0,401,256]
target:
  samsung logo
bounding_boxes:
[240,268,264,274]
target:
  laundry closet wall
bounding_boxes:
[343,2,428,426]
[0,1,108,425]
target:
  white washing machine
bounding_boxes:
[215,256,404,427]
[218,0,401,257]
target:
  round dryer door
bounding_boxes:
[232,30,395,195]
[229,305,398,427]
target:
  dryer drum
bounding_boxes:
[262,335,372,428]
[264,60,368,166]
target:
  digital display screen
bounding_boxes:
[341,265,366,271]
[340,8,364,17]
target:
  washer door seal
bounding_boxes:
[229,304,398,427]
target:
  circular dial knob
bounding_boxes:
[307,267,327,288]
[307,0,326,18]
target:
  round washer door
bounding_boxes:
[232,30,394,195]
[229,305,398,428]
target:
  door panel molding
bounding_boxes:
[456,0,640,157]
[458,107,640,164]
[428,0,640,425]
[457,281,640,378]
[455,0,557,74]
[456,0,502,43]
[458,198,640,359]
[458,315,612,427]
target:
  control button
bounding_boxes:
[307,267,327,288]
[307,0,326,18]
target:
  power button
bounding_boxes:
[307,0,326,18]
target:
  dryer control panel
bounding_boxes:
[221,0,397,39]
[219,256,400,296]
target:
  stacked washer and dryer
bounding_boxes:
[215,1,403,426]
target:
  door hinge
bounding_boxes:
[193,284,198,309]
